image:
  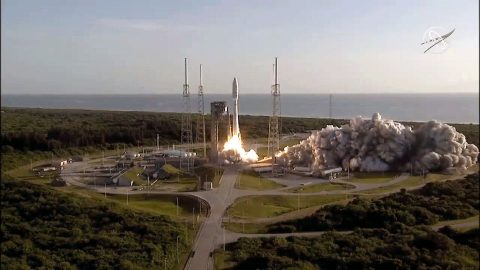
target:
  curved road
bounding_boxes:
[60,157,475,270]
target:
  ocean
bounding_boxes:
[1,93,478,124]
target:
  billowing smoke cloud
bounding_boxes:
[277,113,478,174]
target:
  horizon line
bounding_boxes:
[2,92,478,96]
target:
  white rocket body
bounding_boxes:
[232,77,240,138]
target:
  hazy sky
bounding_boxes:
[1,0,478,94]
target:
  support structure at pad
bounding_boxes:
[268,57,281,176]
[180,58,193,171]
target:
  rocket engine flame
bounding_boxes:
[220,77,258,163]
[222,133,259,163]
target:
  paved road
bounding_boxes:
[60,157,476,270]
[184,167,238,270]
[224,230,351,244]
[63,160,240,270]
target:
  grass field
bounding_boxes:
[123,166,146,185]
[286,182,355,193]
[226,194,346,219]
[153,181,198,192]
[57,184,206,221]
[235,172,285,190]
[356,173,454,194]
[432,215,479,232]
[223,222,269,234]
[5,161,59,186]
[108,193,206,218]
[348,172,400,184]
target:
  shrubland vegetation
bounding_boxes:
[269,173,479,233]
[0,107,340,170]
[1,108,344,153]
[6,107,477,170]
[219,225,479,270]
[218,174,479,269]
[1,176,191,270]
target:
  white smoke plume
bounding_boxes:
[220,134,259,164]
[277,113,478,174]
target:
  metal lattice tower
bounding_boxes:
[180,58,193,172]
[329,94,333,118]
[196,64,207,158]
[268,57,281,175]
[210,101,227,163]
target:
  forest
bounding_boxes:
[1,176,189,270]
[3,107,477,153]
[226,225,479,269]
[0,107,342,170]
[268,173,479,233]
[222,173,479,269]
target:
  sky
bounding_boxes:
[1,0,478,94]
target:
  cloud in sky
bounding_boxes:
[96,19,166,31]
[95,18,199,32]
[1,0,478,94]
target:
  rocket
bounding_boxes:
[232,77,240,137]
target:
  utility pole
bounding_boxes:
[329,94,333,118]
[345,182,348,201]
[127,180,133,205]
[242,206,245,233]
[147,176,150,196]
[297,191,300,211]
[176,197,179,216]
[192,207,195,228]
[176,236,179,265]
[199,199,202,216]
[297,188,302,211]
[223,226,226,251]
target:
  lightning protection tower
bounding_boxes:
[329,94,333,118]
[196,64,207,158]
[268,57,281,176]
[180,58,193,172]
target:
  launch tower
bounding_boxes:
[268,57,281,176]
[210,101,227,162]
[180,58,193,171]
[196,64,207,158]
